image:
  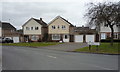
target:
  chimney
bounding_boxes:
[82,25,84,27]
[40,18,42,21]
[40,18,42,23]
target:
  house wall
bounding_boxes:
[48,18,70,34]
[23,19,42,35]
[2,29,17,37]
[69,27,74,35]
[41,27,48,41]
[48,34,73,42]
[100,32,120,39]
[100,25,120,39]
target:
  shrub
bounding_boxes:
[100,39,120,42]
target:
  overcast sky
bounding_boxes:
[0,0,119,29]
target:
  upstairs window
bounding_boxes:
[26,27,30,30]
[35,27,39,30]
[31,27,33,30]
[52,26,55,29]
[62,25,66,29]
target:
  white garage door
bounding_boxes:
[86,35,95,42]
[75,35,83,42]
[13,37,19,43]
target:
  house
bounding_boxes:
[97,24,120,40]
[1,22,21,43]
[22,18,48,42]
[74,26,98,42]
[48,16,74,42]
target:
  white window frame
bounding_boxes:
[26,27,30,30]
[52,34,60,40]
[114,33,118,39]
[31,35,39,41]
[62,25,66,29]
[52,25,55,29]
[31,27,34,30]
[35,27,39,30]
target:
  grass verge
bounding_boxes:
[2,42,63,47]
[75,43,119,54]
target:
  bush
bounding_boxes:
[100,39,120,42]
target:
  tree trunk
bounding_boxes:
[110,26,114,46]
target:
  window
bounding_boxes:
[106,33,110,38]
[35,27,39,30]
[52,26,55,29]
[31,27,33,30]
[26,27,29,30]
[101,33,106,39]
[31,35,39,41]
[52,34,60,40]
[62,25,66,29]
[114,33,118,39]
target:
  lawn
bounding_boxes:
[2,42,63,47]
[75,43,120,54]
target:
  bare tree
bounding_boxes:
[85,2,120,46]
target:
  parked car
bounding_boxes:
[0,37,13,43]
[0,38,4,43]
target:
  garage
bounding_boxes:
[86,35,95,42]
[74,35,83,42]
[13,37,20,43]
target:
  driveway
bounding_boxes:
[37,43,88,51]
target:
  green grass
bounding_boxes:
[2,42,63,47]
[75,43,120,54]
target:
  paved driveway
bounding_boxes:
[37,43,88,51]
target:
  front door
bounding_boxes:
[63,34,69,42]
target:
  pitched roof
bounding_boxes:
[74,26,97,34]
[1,22,16,30]
[22,18,47,27]
[74,27,89,30]
[48,16,74,27]
[59,16,74,27]
[33,18,47,27]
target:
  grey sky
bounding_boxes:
[1,0,119,29]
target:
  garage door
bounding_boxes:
[75,35,83,42]
[86,35,95,42]
[13,37,19,43]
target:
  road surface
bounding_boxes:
[2,46,118,70]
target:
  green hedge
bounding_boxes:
[100,39,120,42]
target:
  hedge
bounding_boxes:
[100,39,120,42]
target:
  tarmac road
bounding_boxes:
[2,46,118,70]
